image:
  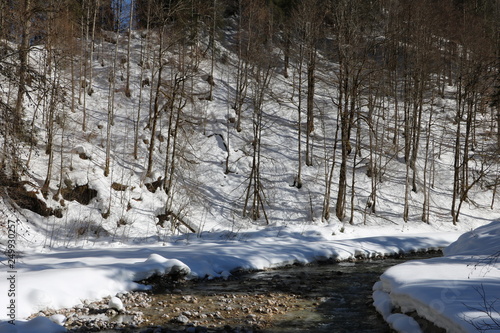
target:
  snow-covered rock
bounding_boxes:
[49,314,66,326]
[108,296,124,311]
[133,253,191,281]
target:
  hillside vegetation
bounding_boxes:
[0,0,499,246]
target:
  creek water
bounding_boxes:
[93,253,441,333]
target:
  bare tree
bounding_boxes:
[14,0,32,146]
[240,0,274,223]
[104,0,124,177]
[87,0,99,98]
[133,0,152,160]
[242,64,273,223]
[145,0,169,178]
[331,0,369,221]
[125,0,134,98]
[232,0,250,133]
[144,0,189,180]
[450,3,497,224]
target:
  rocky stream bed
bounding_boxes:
[30,252,443,333]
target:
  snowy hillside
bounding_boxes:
[0,27,498,249]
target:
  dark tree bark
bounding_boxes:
[14,0,32,140]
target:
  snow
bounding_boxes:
[3,222,499,333]
[0,8,498,333]
[0,317,66,333]
[0,225,460,332]
[48,314,66,326]
[386,313,422,333]
[374,221,500,333]
[108,297,124,312]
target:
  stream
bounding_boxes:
[68,252,441,333]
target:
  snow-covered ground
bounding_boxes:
[0,222,460,332]
[1,221,499,332]
[374,220,500,333]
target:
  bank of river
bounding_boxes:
[50,251,443,332]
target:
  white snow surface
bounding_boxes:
[0,317,66,333]
[374,220,500,333]
[0,224,463,331]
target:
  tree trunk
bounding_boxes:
[295,43,304,189]
[88,0,98,97]
[349,121,360,225]
[146,34,164,178]
[451,76,463,225]
[322,110,340,221]
[125,0,134,97]
[42,72,59,198]
[14,0,32,137]
[105,6,121,177]
[305,46,316,166]
[336,86,349,221]
[421,95,434,223]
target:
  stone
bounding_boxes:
[173,314,190,324]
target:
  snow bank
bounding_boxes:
[132,254,191,281]
[444,220,500,256]
[0,317,66,333]
[0,252,189,321]
[374,221,500,333]
[0,228,459,329]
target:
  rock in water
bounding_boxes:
[173,314,189,324]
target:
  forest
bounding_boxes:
[0,0,499,242]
